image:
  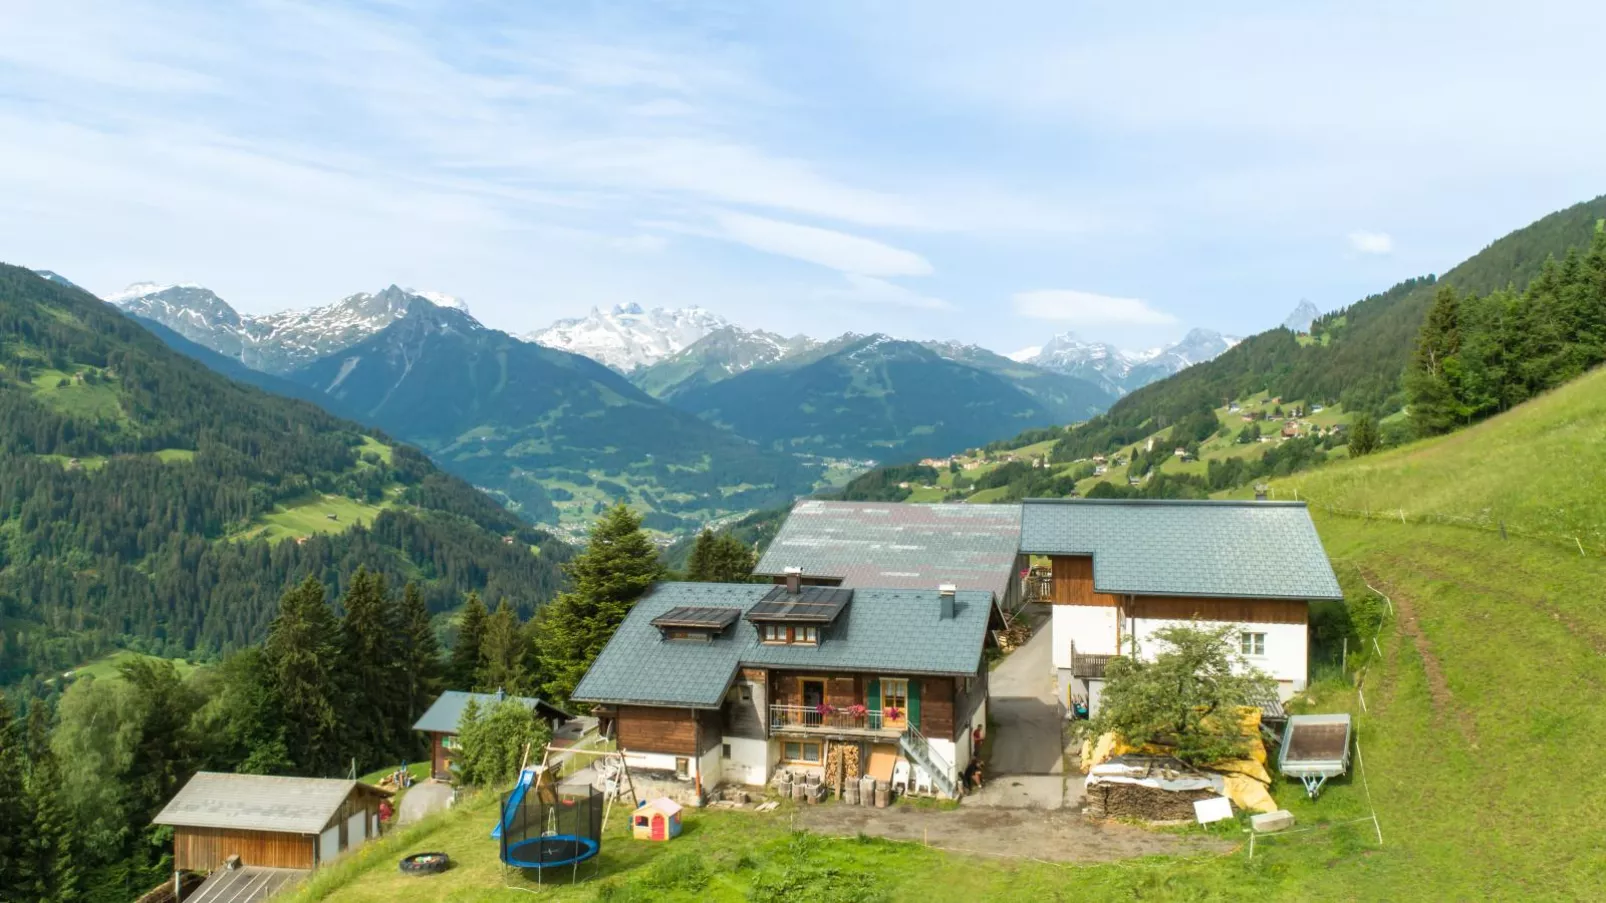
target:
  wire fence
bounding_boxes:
[1264,487,1606,560]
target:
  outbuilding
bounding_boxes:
[412,689,571,780]
[154,772,391,874]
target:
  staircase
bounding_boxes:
[899,724,957,798]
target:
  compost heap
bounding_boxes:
[1080,705,1277,816]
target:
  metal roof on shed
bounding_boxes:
[754,500,1022,600]
[153,773,384,835]
[571,581,994,708]
[412,690,571,735]
[1019,499,1342,600]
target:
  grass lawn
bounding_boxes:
[238,492,400,544]
[30,367,126,421]
[61,650,199,683]
[154,448,197,463]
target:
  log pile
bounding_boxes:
[1084,782,1220,821]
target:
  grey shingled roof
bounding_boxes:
[754,500,1022,601]
[1019,499,1343,600]
[153,773,383,834]
[571,582,994,708]
[412,690,570,735]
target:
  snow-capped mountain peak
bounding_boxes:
[1006,345,1042,363]
[1019,328,1240,395]
[406,288,470,313]
[1282,299,1321,333]
[528,304,730,372]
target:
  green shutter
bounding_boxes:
[867,678,880,711]
[909,679,921,729]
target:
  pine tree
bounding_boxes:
[710,534,756,582]
[685,529,717,581]
[24,707,80,903]
[1407,285,1467,435]
[264,576,344,775]
[1347,413,1380,457]
[537,504,664,706]
[477,601,528,694]
[449,592,489,691]
[337,568,401,769]
[398,582,443,750]
[0,697,38,901]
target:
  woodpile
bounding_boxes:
[824,741,862,798]
[994,622,1032,653]
[1084,782,1219,821]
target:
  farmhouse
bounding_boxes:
[413,690,571,780]
[1020,499,1342,711]
[153,772,390,897]
[571,578,1000,801]
[753,499,1026,611]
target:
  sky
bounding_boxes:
[3,1,1606,354]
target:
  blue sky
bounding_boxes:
[3,1,1605,353]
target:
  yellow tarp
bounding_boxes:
[1079,706,1277,813]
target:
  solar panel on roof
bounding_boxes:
[745,586,853,623]
[649,607,742,630]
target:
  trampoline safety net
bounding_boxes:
[499,782,603,871]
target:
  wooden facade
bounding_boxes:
[616,704,700,755]
[174,827,314,872]
[1130,596,1308,625]
[1049,555,1121,607]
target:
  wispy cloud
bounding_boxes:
[1012,290,1178,327]
[1347,230,1393,255]
[823,274,952,310]
[712,211,932,276]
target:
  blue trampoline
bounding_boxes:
[497,774,602,883]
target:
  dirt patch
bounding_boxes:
[791,802,1232,863]
[1362,566,1479,750]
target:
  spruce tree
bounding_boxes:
[24,707,80,903]
[537,504,664,706]
[711,534,756,582]
[685,529,717,581]
[1347,413,1380,457]
[477,601,529,694]
[264,576,344,775]
[0,697,37,901]
[398,582,443,749]
[1407,285,1467,435]
[449,592,489,691]
[337,568,401,769]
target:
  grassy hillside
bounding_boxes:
[0,265,570,688]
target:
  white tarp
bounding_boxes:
[1084,759,1226,795]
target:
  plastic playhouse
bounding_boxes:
[631,798,682,842]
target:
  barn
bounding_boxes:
[154,772,391,877]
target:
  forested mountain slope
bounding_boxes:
[287,302,815,535]
[667,333,1116,461]
[0,265,570,688]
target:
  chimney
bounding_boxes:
[938,583,957,619]
[784,566,802,595]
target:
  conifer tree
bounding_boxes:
[686,529,755,583]
[264,576,344,775]
[398,582,443,748]
[449,592,489,690]
[477,601,529,694]
[1407,285,1467,435]
[0,697,37,901]
[338,568,401,769]
[685,529,717,581]
[537,504,664,706]
[1347,413,1380,457]
[24,706,80,903]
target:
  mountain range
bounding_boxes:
[527,302,730,372]
[1011,327,1244,396]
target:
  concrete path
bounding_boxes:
[396,779,454,825]
[981,605,1064,776]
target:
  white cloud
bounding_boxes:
[1347,230,1394,255]
[822,274,952,310]
[1012,290,1178,327]
[712,211,933,277]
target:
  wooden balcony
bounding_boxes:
[768,704,904,738]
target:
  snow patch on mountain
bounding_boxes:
[1020,328,1240,394]
[1282,299,1321,333]
[527,303,730,371]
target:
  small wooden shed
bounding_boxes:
[154,772,391,873]
[631,798,683,842]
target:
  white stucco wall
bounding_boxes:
[1052,604,1121,668]
[698,743,723,789]
[1130,616,1307,695]
[624,751,684,774]
[718,736,770,787]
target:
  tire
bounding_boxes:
[399,852,451,875]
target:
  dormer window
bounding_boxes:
[747,585,849,646]
[760,624,818,645]
[651,606,741,642]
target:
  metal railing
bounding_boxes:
[768,704,890,733]
[899,721,956,797]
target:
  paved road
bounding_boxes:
[980,606,1065,777]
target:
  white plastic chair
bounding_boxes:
[913,766,933,796]
[891,759,911,794]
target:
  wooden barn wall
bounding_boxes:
[1133,597,1307,625]
[1050,556,1122,607]
[920,676,956,740]
[173,827,314,871]
[616,705,698,755]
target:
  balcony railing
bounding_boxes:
[768,704,897,734]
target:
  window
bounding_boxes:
[799,626,818,644]
[761,624,818,644]
[675,757,690,778]
[440,735,460,750]
[1241,632,1266,656]
[762,624,785,644]
[881,678,909,724]
[722,743,732,759]
[665,629,711,642]
[782,741,822,763]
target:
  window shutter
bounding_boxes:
[909,679,921,728]
[867,678,880,711]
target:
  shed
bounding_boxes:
[413,690,572,779]
[153,773,391,873]
[632,798,683,842]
